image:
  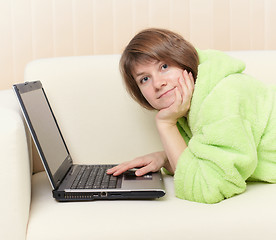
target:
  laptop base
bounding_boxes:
[53,189,165,201]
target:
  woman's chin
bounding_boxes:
[156,99,175,110]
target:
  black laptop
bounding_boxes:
[13,81,165,201]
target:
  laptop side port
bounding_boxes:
[101,192,107,197]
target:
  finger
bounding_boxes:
[110,158,148,176]
[107,162,130,172]
[112,165,134,176]
[181,72,195,103]
[178,73,189,102]
[135,164,154,176]
[106,162,131,175]
[188,72,195,93]
[178,71,187,94]
[189,72,195,85]
[106,165,120,174]
[112,163,137,176]
[135,167,150,176]
[183,70,194,94]
[172,87,183,107]
[135,161,160,176]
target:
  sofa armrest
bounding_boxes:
[0,90,32,240]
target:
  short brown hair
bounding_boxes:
[120,28,199,110]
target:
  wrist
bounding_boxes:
[163,157,175,174]
[155,117,177,132]
[155,112,177,126]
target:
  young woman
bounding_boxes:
[107,28,276,203]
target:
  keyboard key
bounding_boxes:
[70,165,120,190]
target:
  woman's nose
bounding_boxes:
[153,75,167,89]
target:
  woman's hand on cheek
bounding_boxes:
[156,70,194,126]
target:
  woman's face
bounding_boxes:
[133,61,185,110]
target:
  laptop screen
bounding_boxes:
[13,81,72,189]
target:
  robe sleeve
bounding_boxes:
[174,115,258,204]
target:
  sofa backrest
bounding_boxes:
[25,55,162,171]
[227,51,276,85]
[24,51,276,173]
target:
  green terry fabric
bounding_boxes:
[174,49,276,204]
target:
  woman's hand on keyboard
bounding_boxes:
[106,151,172,176]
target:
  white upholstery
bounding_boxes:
[1,51,276,240]
[24,55,162,166]
[0,90,31,240]
[28,172,276,240]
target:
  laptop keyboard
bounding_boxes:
[70,165,121,189]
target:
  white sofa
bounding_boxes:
[1,51,276,240]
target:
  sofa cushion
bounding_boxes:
[27,171,276,240]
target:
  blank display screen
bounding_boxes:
[21,88,68,175]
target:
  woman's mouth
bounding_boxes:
[157,87,176,99]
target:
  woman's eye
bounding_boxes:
[161,64,168,70]
[140,76,149,84]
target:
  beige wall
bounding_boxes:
[1,0,276,90]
